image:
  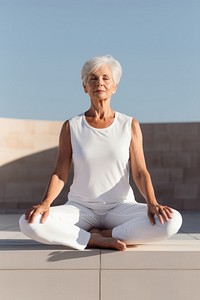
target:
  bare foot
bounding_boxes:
[89,228,102,235]
[89,227,112,237]
[101,229,112,237]
[87,233,127,251]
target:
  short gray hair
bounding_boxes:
[81,55,122,85]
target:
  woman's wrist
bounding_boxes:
[40,198,52,206]
[146,199,159,207]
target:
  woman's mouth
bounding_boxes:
[94,90,105,93]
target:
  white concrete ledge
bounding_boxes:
[1,213,200,300]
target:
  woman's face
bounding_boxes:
[83,64,118,101]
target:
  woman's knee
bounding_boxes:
[164,209,182,237]
[19,214,28,232]
[19,213,42,237]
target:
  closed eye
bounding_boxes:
[91,76,97,80]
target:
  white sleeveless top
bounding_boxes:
[68,111,136,212]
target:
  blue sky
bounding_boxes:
[0,0,200,123]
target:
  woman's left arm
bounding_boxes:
[130,118,173,225]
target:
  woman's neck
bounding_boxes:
[85,101,115,121]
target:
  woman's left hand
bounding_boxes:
[147,203,173,225]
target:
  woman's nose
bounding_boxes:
[97,78,103,86]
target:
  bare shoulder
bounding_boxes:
[131,117,142,137]
[60,120,70,136]
[58,120,72,151]
[63,119,70,130]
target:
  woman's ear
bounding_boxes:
[82,83,88,93]
[112,84,118,94]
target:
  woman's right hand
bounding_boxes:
[25,202,50,224]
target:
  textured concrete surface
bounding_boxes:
[0,212,200,300]
[140,122,200,210]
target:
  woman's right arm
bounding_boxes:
[25,120,72,223]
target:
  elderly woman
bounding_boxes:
[20,55,182,251]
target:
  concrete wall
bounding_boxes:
[0,118,199,211]
[0,118,67,212]
[133,123,200,210]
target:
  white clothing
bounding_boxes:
[19,201,182,251]
[68,112,135,212]
[19,112,182,250]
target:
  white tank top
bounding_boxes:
[68,111,136,212]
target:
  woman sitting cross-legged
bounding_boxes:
[20,55,182,251]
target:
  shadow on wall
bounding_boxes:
[0,122,200,212]
[0,148,73,212]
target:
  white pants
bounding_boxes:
[19,201,182,251]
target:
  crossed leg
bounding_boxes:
[88,202,182,249]
[20,201,182,251]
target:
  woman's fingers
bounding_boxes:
[148,204,173,225]
[40,210,49,224]
[24,204,50,224]
[29,209,40,223]
[159,206,173,222]
[164,206,173,219]
[147,210,156,225]
[25,206,37,222]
